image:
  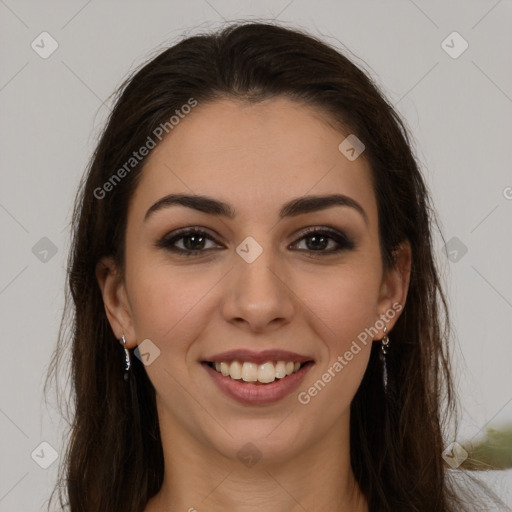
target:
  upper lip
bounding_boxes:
[203,349,313,365]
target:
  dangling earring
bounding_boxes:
[380,326,391,391]
[121,335,131,382]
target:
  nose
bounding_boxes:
[220,242,296,334]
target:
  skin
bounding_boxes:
[96,97,411,512]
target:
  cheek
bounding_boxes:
[294,267,378,421]
[126,258,224,345]
[125,263,221,401]
[296,264,382,352]
[127,250,382,354]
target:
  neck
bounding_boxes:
[145,408,368,512]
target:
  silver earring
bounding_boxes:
[121,335,131,382]
[380,327,390,391]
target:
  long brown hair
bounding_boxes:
[45,20,500,511]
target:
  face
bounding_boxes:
[98,97,410,466]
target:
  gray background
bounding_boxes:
[1,1,511,510]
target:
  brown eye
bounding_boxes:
[292,227,355,255]
[156,228,222,256]
[156,226,355,258]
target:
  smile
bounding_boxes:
[202,360,315,405]
[206,360,305,384]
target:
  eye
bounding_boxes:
[156,226,355,257]
[291,227,355,256]
[156,227,222,256]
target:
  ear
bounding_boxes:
[375,240,411,338]
[95,256,137,348]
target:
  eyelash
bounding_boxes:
[155,226,355,258]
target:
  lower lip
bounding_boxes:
[202,362,313,405]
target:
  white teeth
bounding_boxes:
[210,360,305,383]
[241,362,258,382]
[229,361,242,380]
[220,362,230,377]
[258,362,276,383]
[275,361,287,379]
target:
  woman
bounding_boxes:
[45,21,503,511]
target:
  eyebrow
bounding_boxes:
[144,193,369,226]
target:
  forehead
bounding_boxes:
[130,97,377,225]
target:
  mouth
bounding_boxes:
[201,352,315,405]
[203,359,314,385]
